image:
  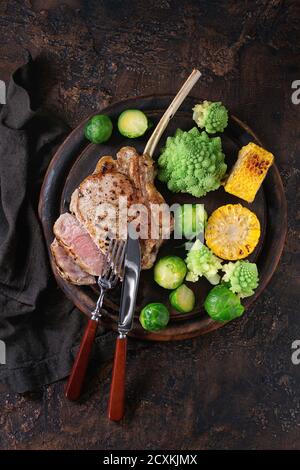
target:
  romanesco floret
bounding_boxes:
[185,239,223,285]
[222,261,259,298]
[193,101,228,134]
[158,128,227,197]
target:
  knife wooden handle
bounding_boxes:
[108,335,127,421]
[65,318,98,401]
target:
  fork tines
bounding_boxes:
[101,238,126,284]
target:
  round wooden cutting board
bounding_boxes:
[38,96,287,341]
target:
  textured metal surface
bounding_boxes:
[0,0,299,450]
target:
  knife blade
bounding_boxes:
[108,229,141,421]
[117,230,141,336]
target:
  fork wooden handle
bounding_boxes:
[108,336,127,421]
[65,318,98,401]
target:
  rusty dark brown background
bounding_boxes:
[0,0,299,450]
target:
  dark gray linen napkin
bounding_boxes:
[0,56,117,393]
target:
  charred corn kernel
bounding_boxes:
[205,204,260,260]
[224,142,274,203]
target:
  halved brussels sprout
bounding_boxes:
[169,284,195,313]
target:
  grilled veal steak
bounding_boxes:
[50,239,95,285]
[70,146,172,269]
[53,213,104,276]
[51,146,172,285]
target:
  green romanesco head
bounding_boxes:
[222,261,259,298]
[185,239,223,285]
[193,101,228,134]
[157,127,227,197]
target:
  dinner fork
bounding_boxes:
[65,238,126,401]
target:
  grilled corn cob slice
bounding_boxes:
[224,142,274,203]
[205,204,260,260]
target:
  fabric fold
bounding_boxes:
[0,55,119,393]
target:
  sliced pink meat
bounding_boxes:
[53,213,104,276]
[50,238,95,285]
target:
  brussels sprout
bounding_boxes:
[154,256,187,289]
[84,114,113,144]
[204,285,244,322]
[174,204,207,240]
[139,303,170,331]
[118,109,149,138]
[169,284,195,313]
